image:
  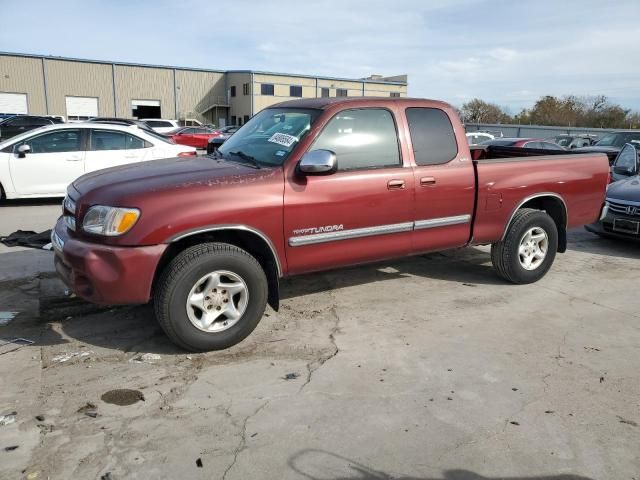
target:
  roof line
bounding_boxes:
[0,51,407,86]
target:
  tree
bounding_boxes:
[460,99,512,124]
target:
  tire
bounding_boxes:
[154,242,268,352]
[491,208,558,284]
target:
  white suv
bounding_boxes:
[139,119,180,134]
[0,123,196,200]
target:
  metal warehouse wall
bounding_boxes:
[464,122,626,138]
[114,65,175,118]
[45,59,115,117]
[175,70,226,122]
[0,55,46,114]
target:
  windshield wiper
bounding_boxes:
[228,150,262,169]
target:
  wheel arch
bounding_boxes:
[502,193,568,252]
[153,225,282,311]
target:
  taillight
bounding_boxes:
[178,151,197,157]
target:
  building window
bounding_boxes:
[244,115,250,124]
[390,92,401,98]
[243,83,250,95]
[261,84,275,96]
[336,88,348,97]
[320,88,330,98]
[231,115,237,126]
[290,85,303,97]
[230,86,236,97]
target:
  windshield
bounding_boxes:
[218,108,321,167]
[552,136,573,147]
[596,132,640,147]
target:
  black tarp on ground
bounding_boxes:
[0,230,52,249]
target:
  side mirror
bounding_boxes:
[613,165,634,176]
[17,144,31,158]
[298,149,337,175]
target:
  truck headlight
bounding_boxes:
[82,206,140,236]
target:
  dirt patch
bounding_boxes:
[101,389,145,406]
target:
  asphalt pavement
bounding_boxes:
[0,199,638,480]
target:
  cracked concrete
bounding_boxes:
[1,201,639,480]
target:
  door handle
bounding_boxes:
[387,179,406,190]
[66,156,83,162]
[420,176,436,186]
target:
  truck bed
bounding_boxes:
[469,145,610,245]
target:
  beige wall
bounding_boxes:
[45,59,115,116]
[253,74,316,112]
[227,72,252,123]
[0,54,408,123]
[175,69,226,123]
[0,55,46,114]
[114,65,175,118]
[364,83,408,97]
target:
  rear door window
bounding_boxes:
[405,108,458,165]
[91,130,150,150]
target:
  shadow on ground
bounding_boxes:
[0,197,62,207]
[2,233,635,356]
[567,228,639,260]
[3,247,503,355]
[288,449,594,480]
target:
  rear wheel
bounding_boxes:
[491,208,558,284]
[154,242,268,352]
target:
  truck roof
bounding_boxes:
[271,97,453,111]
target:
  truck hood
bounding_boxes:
[72,155,274,197]
[607,175,640,203]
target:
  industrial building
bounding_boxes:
[0,52,407,127]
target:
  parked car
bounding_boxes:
[167,126,220,149]
[0,115,64,142]
[52,97,609,352]
[574,131,640,163]
[585,173,640,241]
[609,143,640,183]
[0,123,196,200]
[466,132,494,145]
[546,134,596,149]
[140,119,180,134]
[178,118,203,127]
[86,117,157,135]
[206,125,241,154]
[480,138,566,150]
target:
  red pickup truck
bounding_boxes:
[52,98,609,351]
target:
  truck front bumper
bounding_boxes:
[52,217,167,305]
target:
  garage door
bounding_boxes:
[0,93,28,114]
[66,96,98,120]
[132,99,161,119]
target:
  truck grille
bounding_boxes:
[607,200,640,218]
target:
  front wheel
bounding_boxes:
[154,242,268,352]
[491,208,558,284]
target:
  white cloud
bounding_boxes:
[1,0,639,110]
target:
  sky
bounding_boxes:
[1,0,639,112]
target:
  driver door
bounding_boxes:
[9,128,85,196]
[284,107,413,275]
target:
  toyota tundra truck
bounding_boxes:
[52,98,610,351]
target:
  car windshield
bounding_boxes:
[596,132,640,147]
[552,136,573,147]
[217,108,321,167]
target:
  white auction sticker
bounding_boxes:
[268,132,298,147]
